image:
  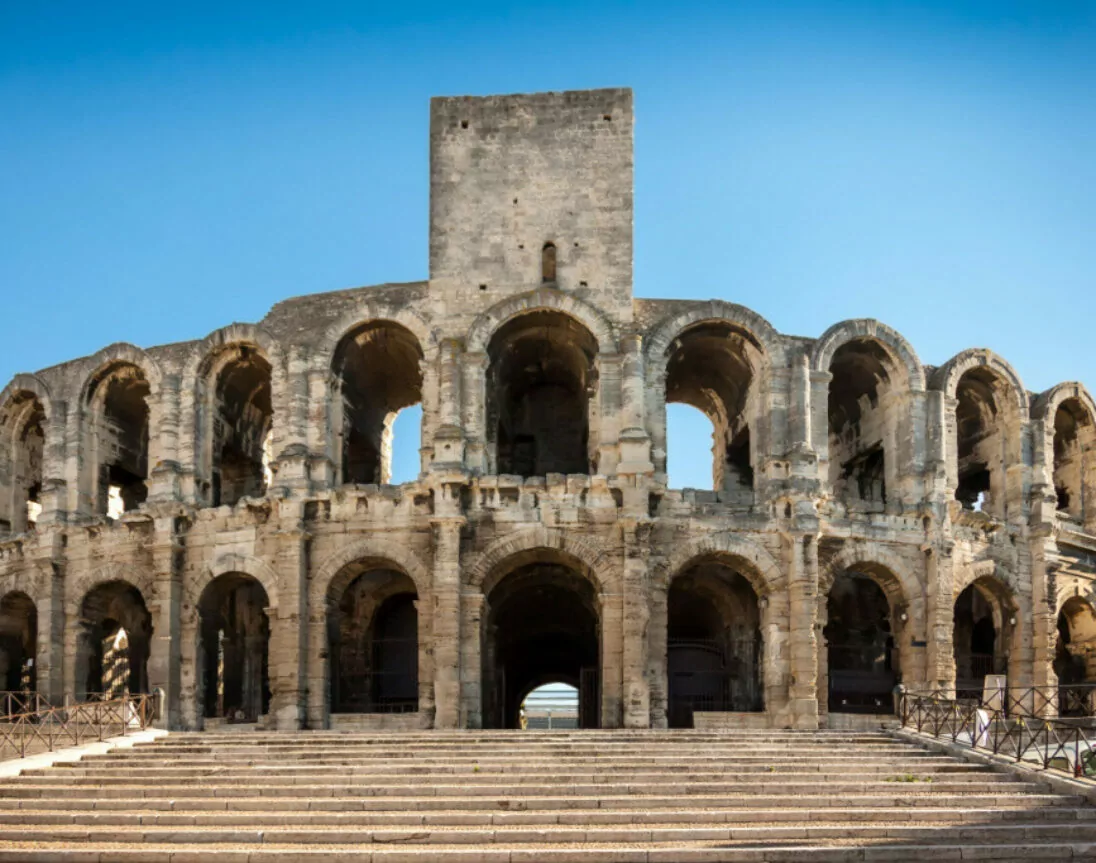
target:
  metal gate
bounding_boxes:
[667,638,761,728]
[579,666,599,728]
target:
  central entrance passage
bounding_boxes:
[482,561,600,729]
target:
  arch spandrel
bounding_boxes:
[653,531,785,597]
[180,323,286,392]
[183,552,282,619]
[465,289,617,355]
[818,544,922,610]
[811,319,926,393]
[463,525,619,597]
[953,559,1021,608]
[315,306,436,373]
[310,537,433,609]
[643,300,781,367]
[0,375,53,424]
[930,348,1030,416]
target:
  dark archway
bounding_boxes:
[0,391,45,534]
[328,567,418,714]
[663,322,760,496]
[209,349,273,506]
[667,558,762,727]
[198,573,270,722]
[0,592,36,693]
[825,572,898,714]
[827,340,896,512]
[482,559,600,729]
[954,580,1012,699]
[85,364,150,517]
[1052,398,1095,521]
[78,581,152,700]
[332,322,424,486]
[486,311,598,477]
[1055,597,1096,714]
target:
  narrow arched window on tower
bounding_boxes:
[542,242,557,283]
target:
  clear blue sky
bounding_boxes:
[2,1,1093,487]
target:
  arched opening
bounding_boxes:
[1052,399,1094,522]
[78,581,151,701]
[521,681,578,729]
[666,557,762,728]
[827,340,896,512]
[327,565,419,714]
[0,391,45,534]
[205,348,273,507]
[198,573,270,722]
[824,571,898,714]
[332,322,424,486]
[541,242,557,283]
[1055,597,1096,714]
[663,322,760,497]
[486,311,598,477]
[0,592,36,693]
[954,579,1013,699]
[954,368,1019,519]
[482,557,600,729]
[85,363,150,517]
[665,403,718,491]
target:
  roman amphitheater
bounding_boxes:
[1,86,1094,737]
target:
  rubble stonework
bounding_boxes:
[1,87,1094,732]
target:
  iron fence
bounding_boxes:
[0,692,159,761]
[898,689,1096,781]
[904,683,1096,719]
[0,691,50,719]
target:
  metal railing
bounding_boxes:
[905,683,1096,719]
[0,691,51,719]
[0,692,159,761]
[898,689,1096,781]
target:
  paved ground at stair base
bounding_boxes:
[0,730,1093,861]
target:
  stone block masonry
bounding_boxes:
[0,87,1094,731]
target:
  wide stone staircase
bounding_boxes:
[0,729,1093,861]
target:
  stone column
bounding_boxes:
[1030,543,1058,708]
[432,339,465,469]
[459,592,484,728]
[620,519,650,728]
[148,374,182,503]
[924,542,956,691]
[432,492,465,728]
[785,532,820,729]
[269,502,309,730]
[600,584,624,729]
[274,347,312,496]
[306,366,335,490]
[617,335,652,477]
[647,582,669,728]
[146,516,183,727]
[461,352,488,474]
[37,403,68,527]
[31,530,65,704]
[789,351,813,454]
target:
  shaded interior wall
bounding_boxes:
[211,350,273,506]
[486,311,598,477]
[1055,597,1096,684]
[0,592,36,692]
[87,365,150,516]
[332,323,423,485]
[482,563,600,729]
[667,561,762,723]
[954,369,1017,519]
[328,568,418,713]
[827,340,895,513]
[1053,399,1094,522]
[198,573,270,721]
[823,573,896,712]
[77,580,152,700]
[664,323,760,497]
[953,582,1006,688]
[0,393,45,533]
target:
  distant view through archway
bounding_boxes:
[520,682,578,729]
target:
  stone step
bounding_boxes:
[0,791,1078,812]
[0,844,1093,862]
[2,806,1094,827]
[0,778,1032,798]
[1,821,1094,846]
[8,767,1003,789]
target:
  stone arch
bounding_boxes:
[310,537,432,609]
[180,324,285,506]
[0,375,52,534]
[184,553,281,619]
[78,343,163,403]
[930,348,1029,416]
[0,374,53,423]
[1032,382,1096,427]
[65,562,156,617]
[644,301,781,364]
[653,531,784,597]
[1032,382,1096,523]
[0,570,42,608]
[819,544,921,611]
[466,288,616,355]
[811,319,925,392]
[314,306,436,373]
[463,525,618,596]
[954,559,1018,601]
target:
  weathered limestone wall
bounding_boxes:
[0,87,1094,731]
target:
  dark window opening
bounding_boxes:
[1052,399,1093,522]
[487,311,597,477]
[0,592,36,694]
[957,464,991,511]
[86,364,150,518]
[199,573,270,722]
[541,242,557,283]
[953,582,1008,700]
[954,368,1008,518]
[211,349,273,507]
[825,572,896,714]
[1,391,46,533]
[841,444,886,505]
